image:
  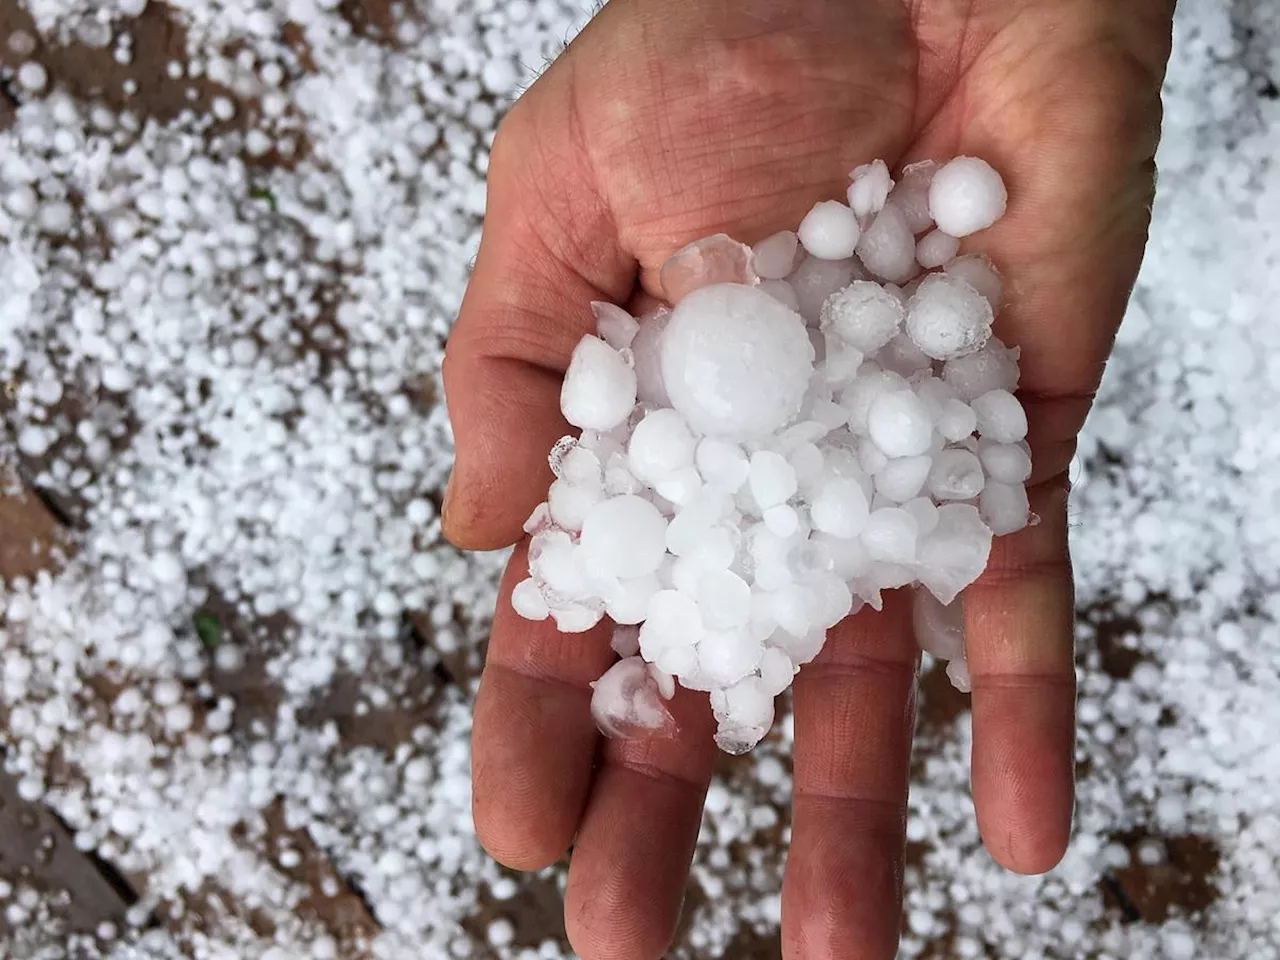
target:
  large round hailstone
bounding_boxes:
[906,274,994,360]
[578,495,668,579]
[661,284,815,441]
[928,156,1008,238]
[560,335,637,430]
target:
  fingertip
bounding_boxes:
[441,355,565,551]
[441,474,529,551]
[470,669,596,870]
[474,823,567,873]
[472,552,611,876]
[1000,835,1071,877]
[981,812,1072,876]
[975,772,1074,877]
[971,682,1076,875]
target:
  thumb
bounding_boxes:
[442,78,635,551]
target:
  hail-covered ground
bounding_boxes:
[0,0,1277,958]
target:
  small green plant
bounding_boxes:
[193,611,222,650]
[249,185,277,211]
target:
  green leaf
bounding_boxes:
[249,185,277,211]
[194,612,222,650]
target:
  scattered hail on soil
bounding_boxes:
[1,0,1279,957]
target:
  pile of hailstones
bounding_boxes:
[513,157,1031,753]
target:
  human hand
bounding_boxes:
[443,0,1175,956]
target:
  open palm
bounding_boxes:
[443,0,1174,956]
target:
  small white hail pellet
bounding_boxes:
[517,156,1028,753]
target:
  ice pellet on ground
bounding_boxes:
[560,335,637,430]
[906,274,994,360]
[798,200,861,260]
[17,61,48,92]
[519,155,1026,751]
[847,160,894,221]
[928,156,1008,237]
[17,424,51,456]
[661,284,814,440]
[753,230,800,280]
